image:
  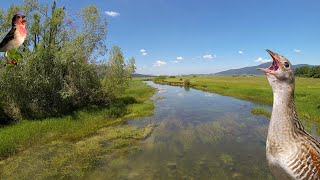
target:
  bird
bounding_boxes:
[0,14,27,65]
[258,50,320,179]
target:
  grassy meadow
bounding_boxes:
[0,80,156,178]
[155,76,320,123]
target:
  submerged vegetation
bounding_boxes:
[154,76,320,123]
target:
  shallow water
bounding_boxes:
[90,81,274,179]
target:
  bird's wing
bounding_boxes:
[306,143,320,177]
[287,143,320,179]
[0,27,15,49]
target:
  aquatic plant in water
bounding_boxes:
[195,121,225,144]
[220,153,233,165]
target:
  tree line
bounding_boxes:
[0,0,136,124]
[295,66,320,78]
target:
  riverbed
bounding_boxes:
[89,81,274,179]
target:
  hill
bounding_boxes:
[133,73,155,77]
[214,63,312,76]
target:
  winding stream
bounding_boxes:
[91,81,274,179]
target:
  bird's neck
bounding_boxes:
[16,24,27,38]
[268,85,301,144]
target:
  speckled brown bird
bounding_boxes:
[258,50,320,179]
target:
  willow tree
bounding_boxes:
[102,46,127,99]
[0,1,108,122]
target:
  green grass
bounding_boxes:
[251,107,272,118]
[0,79,156,159]
[156,76,320,123]
[0,79,156,178]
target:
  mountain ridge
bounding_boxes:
[213,63,313,76]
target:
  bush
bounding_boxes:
[183,79,190,86]
[295,66,320,78]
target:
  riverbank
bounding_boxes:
[152,76,320,124]
[0,80,156,178]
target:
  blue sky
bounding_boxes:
[4,0,320,75]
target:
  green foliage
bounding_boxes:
[102,46,129,99]
[0,80,155,159]
[169,76,176,78]
[125,57,136,79]
[0,1,135,124]
[183,79,190,86]
[7,49,23,62]
[295,66,320,78]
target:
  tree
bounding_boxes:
[125,57,136,79]
[102,46,127,99]
[295,66,320,78]
[0,1,108,122]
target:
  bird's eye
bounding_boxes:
[284,62,290,68]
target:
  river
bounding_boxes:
[90,81,274,179]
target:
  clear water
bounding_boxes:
[91,81,274,179]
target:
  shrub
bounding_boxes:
[183,79,190,86]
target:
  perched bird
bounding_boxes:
[258,50,320,179]
[0,14,27,65]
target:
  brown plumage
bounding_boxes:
[258,50,320,179]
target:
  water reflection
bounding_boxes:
[89,81,274,179]
[184,85,190,92]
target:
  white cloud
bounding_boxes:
[153,60,167,67]
[293,49,301,53]
[172,60,179,63]
[105,11,120,17]
[255,57,272,63]
[140,49,148,56]
[176,56,184,60]
[140,49,146,53]
[238,51,244,54]
[202,54,216,59]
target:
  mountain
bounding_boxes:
[214,63,312,76]
[133,73,155,77]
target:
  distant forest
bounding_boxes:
[295,66,320,78]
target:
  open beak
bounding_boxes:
[257,49,280,74]
[22,15,27,23]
